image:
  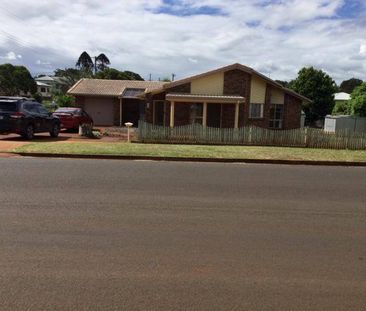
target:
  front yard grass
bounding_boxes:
[13,141,366,162]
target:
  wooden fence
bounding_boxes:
[138,121,366,150]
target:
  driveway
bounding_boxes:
[0,159,365,310]
[0,130,122,152]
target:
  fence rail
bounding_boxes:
[138,121,366,150]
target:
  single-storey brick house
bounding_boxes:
[144,63,311,130]
[68,63,311,129]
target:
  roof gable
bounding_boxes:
[162,63,311,103]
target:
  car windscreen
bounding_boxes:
[0,101,18,112]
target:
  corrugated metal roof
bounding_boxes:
[36,81,51,87]
[334,92,351,101]
[166,93,245,103]
[67,79,167,97]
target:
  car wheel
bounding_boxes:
[50,123,60,138]
[22,124,34,140]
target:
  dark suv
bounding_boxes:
[0,97,61,139]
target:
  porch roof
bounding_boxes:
[166,93,245,103]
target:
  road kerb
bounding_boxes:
[9,152,366,167]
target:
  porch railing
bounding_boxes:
[138,121,366,150]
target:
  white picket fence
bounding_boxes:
[138,121,366,150]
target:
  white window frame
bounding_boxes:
[249,103,264,119]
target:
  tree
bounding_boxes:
[95,53,110,72]
[76,51,94,72]
[54,94,75,107]
[349,83,366,117]
[94,68,144,81]
[339,78,363,94]
[123,70,144,81]
[289,67,337,123]
[54,67,90,90]
[0,64,36,96]
[332,100,351,115]
[275,80,289,88]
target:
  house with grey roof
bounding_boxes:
[35,75,68,97]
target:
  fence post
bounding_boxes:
[249,127,252,144]
[346,128,351,150]
[304,127,308,147]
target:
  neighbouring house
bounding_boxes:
[36,81,52,99]
[334,92,351,106]
[67,79,167,126]
[67,63,311,128]
[35,75,68,97]
[143,63,311,130]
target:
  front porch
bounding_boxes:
[149,93,246,129]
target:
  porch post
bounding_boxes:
[119,98,123,127]
[203,102,207,127]
[234,101,239,129]
[170,101,175,127]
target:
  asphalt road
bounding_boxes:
[0,158,366,310]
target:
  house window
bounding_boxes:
[189,103,203,124]
[269,104,284,129]
[123,88,145,98]
[249,103,264,119]
[41,87,46,93]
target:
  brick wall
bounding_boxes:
[223,69,251,127]
[166,83,191,94]
[145,93,166,124]
[284,94,302,129]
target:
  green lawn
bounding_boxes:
[13,141,366,162]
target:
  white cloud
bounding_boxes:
[0,51,22,60]
[360,44,366,56]
[36,59,51,65]
[0,0,365,82]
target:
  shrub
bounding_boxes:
[332,100,351,115]
[55,94,75,107]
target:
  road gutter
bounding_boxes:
[9,152,366,167]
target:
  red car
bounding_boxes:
[53,107,93,130]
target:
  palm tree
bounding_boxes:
[76,51,94,72]
[95,53,110,72]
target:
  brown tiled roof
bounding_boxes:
[67,79,167,97]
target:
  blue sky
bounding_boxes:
[0,0,365,83]
[337,0,363,17]
[154,0,226,16]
